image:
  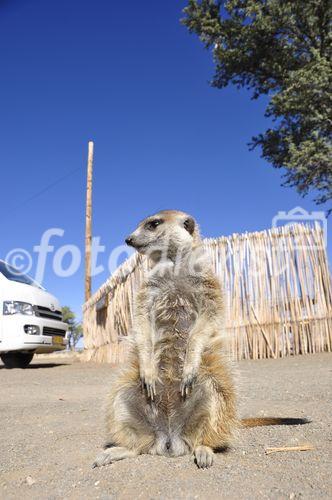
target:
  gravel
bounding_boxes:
[0,353,331,499]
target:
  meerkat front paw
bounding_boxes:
[180,367,197,398]
[140,365,158,400]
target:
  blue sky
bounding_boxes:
[0,0,330,320]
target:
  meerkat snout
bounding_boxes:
[125,236,135,247]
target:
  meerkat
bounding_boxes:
[93,210,308,469]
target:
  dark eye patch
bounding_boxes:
[145,219,164,230]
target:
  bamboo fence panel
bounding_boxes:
[82,223,332,363]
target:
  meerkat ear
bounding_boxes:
[183,217,195,235]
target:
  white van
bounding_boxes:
[0,260,68,368]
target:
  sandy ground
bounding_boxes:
[0,353,331,500]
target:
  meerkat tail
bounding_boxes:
[241,417,310,428]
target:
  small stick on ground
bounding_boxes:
[265,444,314,455]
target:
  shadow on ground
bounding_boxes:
[0,362,70,370]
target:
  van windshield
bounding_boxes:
[0,261,40,288]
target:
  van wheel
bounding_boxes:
[0,352,34,369]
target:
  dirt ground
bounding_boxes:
[0,353,331,500]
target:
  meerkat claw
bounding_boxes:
[141,379,156,400]
[180,374,196,398]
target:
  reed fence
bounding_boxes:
[82,223,332,363]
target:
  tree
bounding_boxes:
[62,306,83,351]
[182,0,332,210]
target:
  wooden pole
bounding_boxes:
[85,141,94,302]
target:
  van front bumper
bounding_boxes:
[0,315,68,353]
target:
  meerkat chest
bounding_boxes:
[148,276,200,333]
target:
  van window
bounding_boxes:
[0,261,40,288]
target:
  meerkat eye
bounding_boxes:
[145,219,163,231]
[183,218,195,235]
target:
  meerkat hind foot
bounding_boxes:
[92,446,137,468]
[194,445,214,469]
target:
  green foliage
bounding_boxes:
[62,306,83,350]
[182,0,332,209]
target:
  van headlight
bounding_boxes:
[3,301,35,316]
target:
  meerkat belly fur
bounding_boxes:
[93,210,237,469]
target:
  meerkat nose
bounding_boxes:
[166,439,171,451]
[125,236,134,246]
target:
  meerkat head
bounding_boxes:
[125,210,201,261]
